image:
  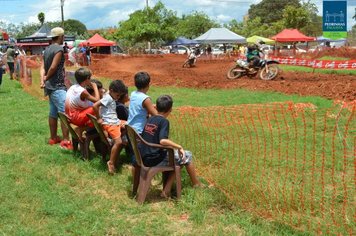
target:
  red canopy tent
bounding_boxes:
[271,29,315,42]
[1,30,9,40]
[79,33,115,47]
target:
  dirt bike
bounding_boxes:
[182,57,196,68]
[182,51,199,68]
[226,58,280,80]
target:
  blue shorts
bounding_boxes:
[156,150,193,166]
[48,89,66,119]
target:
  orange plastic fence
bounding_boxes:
[170,101,355,235]
[16,55,40,85]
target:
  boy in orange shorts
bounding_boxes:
[93,80,128,174]
[65,67,100,127]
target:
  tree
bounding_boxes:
[282,5,309,29]
[38,12,45,26]
[300,0,322,36]
[348,24,356,45]
[0,21,21,37]
[176,11,220,39]
[64,19,87,36]
[15,23,41,38]
[14,19,87,39]
[113,1,179,46]
[248,0,301,25]
[224,19,243,35]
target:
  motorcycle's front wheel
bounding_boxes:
[259,64,279,80]
[227,65,243,80]
[182,60,190,68]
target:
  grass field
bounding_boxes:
[0,75,330,235]
[280,65,356,75]
[2,65,354,235]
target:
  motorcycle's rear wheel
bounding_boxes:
[227,65,243,80]
[259,64,279,80]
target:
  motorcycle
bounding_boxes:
[182,56,196,68]
[182,49,200,68]
[226,58,280,80]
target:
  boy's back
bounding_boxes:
[127,71,157,134]
[66,84,91,111]
[127,90,149,133]
[140,115,170,167]
[100,93,121,125]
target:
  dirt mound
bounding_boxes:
[309,47,356,60]
[89,54,355,101]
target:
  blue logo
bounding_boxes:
[323,1,347,32]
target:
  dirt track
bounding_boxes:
[90,54,356,101]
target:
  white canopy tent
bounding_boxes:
[194,28,246,44]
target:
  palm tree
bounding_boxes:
[38,12,45,26]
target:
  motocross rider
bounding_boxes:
[246,40,264,72]
[187,45,200,66]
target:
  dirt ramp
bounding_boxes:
[90,54,355,101]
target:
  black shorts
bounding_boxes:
[7,62,14,73]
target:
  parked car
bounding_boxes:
[280,45,306,54]
[211,48,224,56]
[170,45,190,54]
[144,49,168,54]
[218,45,233,53]
[260,45,275,55]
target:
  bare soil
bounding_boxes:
[89,54,356,101]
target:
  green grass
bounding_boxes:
[0,78,314,235]
[280,65,356,75]
[29,69,333,109]
[168,104,355,235]
[317,56,350,61]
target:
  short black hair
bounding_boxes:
[86,78,103,95]
[75,67,91,84]
[118,85,128,101]
[109,80,127,94]
[134,71,150,89]
[156,95,173,113]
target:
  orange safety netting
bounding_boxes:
[169,101,355,235]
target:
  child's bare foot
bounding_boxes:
[160,191,170,199]
[193,183,206,188]
[107,161,116,175]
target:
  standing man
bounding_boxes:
[0,50,5,87]
[85,42,92,66]
[6,45,16,80]
[40,27,72,150]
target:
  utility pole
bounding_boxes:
[60,0,65,28]
[146,0,151,50]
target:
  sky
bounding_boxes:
[1,0,355,31]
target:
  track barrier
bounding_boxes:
[269,56,356,70]
[170,101,355,235]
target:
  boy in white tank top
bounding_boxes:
[65,68,100,127]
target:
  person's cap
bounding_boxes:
[48,27,64,38]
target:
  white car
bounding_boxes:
[280,45,306,54]
[260,45,275,55]
[171,45,190,54]
[211,48,224,56]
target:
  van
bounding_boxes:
[260,45,275,54]
[281,45,306,53]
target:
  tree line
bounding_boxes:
[1,0,355,47]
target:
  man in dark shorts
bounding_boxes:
[85,42,92,66]
[6,45,15,80]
